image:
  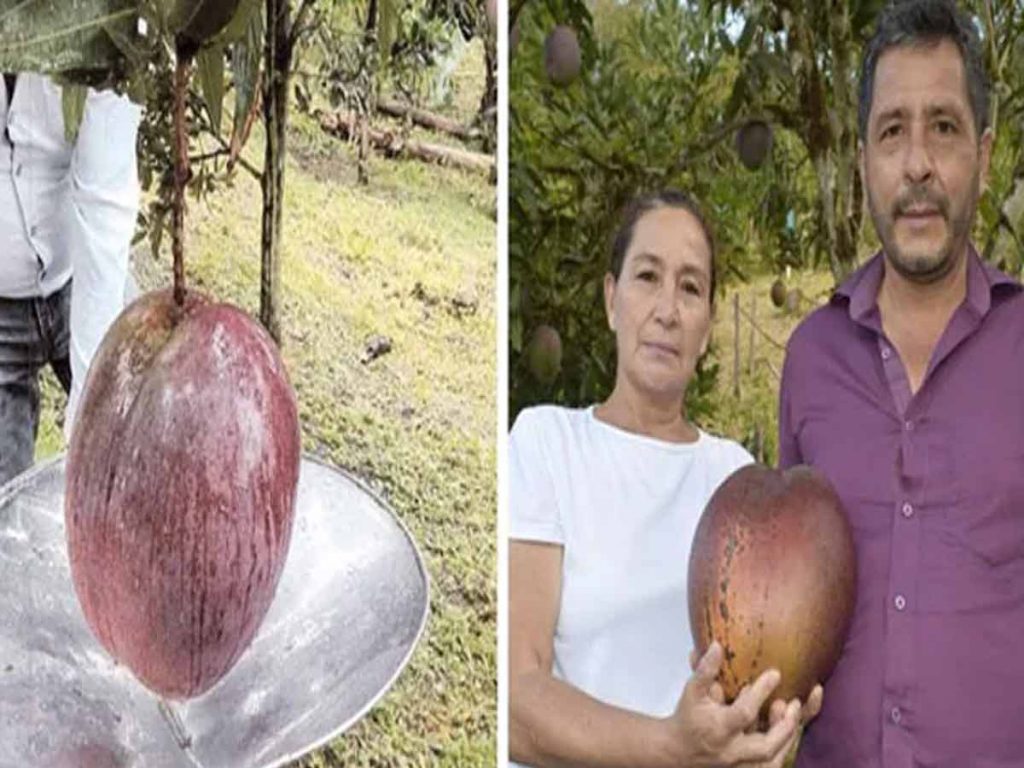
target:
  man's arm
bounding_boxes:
[64,86,142,436]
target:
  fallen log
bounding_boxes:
[376,98,479,143]
[318,111,495,175]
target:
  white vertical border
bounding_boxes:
[495,0,510,762]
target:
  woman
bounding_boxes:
[509,191,821,768]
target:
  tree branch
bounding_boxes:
[190,142,263,181]
[172,57,191,308]
[290,0,317,48]
[510,0,529,28]
[662,116,750,178]
[189,149,228,164]
[533,124,620,174]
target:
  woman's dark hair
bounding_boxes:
[609,190,717,307]
[859,0,990,140]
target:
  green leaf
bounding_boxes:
[61,83,88,142]
[169,0,242,49]
[148,201,166,259]
[230,2,262,150]
[979,187,1000,230]
[736,14,756,55]
[0,0,137,74]
[196,44,224,134]
[210,0,260,46]
[510,315,523,353]
[749,51,791,83]
[851,0,886,36]
[378,0,400,68]
[717,28,734,54]
[724,70,748,120]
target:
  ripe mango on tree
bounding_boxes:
[735,120,774,171]
[527,324,562,385]
[65,289,301,699]
[165,0,253,52]
[544,25,581,87]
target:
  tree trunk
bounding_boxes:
[812,153,844,281]
[479,36,497,154]
[319,111,495,173]
[261,0,293,344]
[828,0,860,280]
[358,111,369,184]
[365,0,378,42]
[791,6,857,284]
[357,0,379,184]
[377,98,477,142]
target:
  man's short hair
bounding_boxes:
[858,0,990,140]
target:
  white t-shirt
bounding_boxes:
[509,404,753,728]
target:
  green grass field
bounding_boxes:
[36,40,496,767]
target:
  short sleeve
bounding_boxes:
[72,86,142,192]
[723,440,756,473]
[508,408,564,544]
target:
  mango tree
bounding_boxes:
[706,0,1024,282]
[0,0,319,341]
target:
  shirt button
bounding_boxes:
[894,594,907,611]
[891,706,902,724]
[881,347,891,360]
[904,420,914,432]
[901,502,914,518]
[15,164,22,176]
[29,225,38,237]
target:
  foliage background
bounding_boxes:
[510,0,1024,453]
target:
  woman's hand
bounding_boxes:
[658,642,801,767]
[769,684,823,728]
[688,647,825,728]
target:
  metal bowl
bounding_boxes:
[0,456,429,768]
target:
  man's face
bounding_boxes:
[861,38,992,283]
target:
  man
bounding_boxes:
[1,73,140,486]
[779,1,1023,765]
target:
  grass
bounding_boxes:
[35,41,495,767]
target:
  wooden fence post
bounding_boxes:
[733,292,740,398]
[748,293,756,376]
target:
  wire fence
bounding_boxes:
[729,291,787,399]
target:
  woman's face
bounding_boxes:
[604,205,713,402]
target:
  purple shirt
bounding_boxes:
[779,248,1024,768]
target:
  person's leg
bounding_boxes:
[46,281,73,396]
[0,297,45,486]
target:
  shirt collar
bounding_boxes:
[833,245,1020,325]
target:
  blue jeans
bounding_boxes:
[0,281,72,487]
